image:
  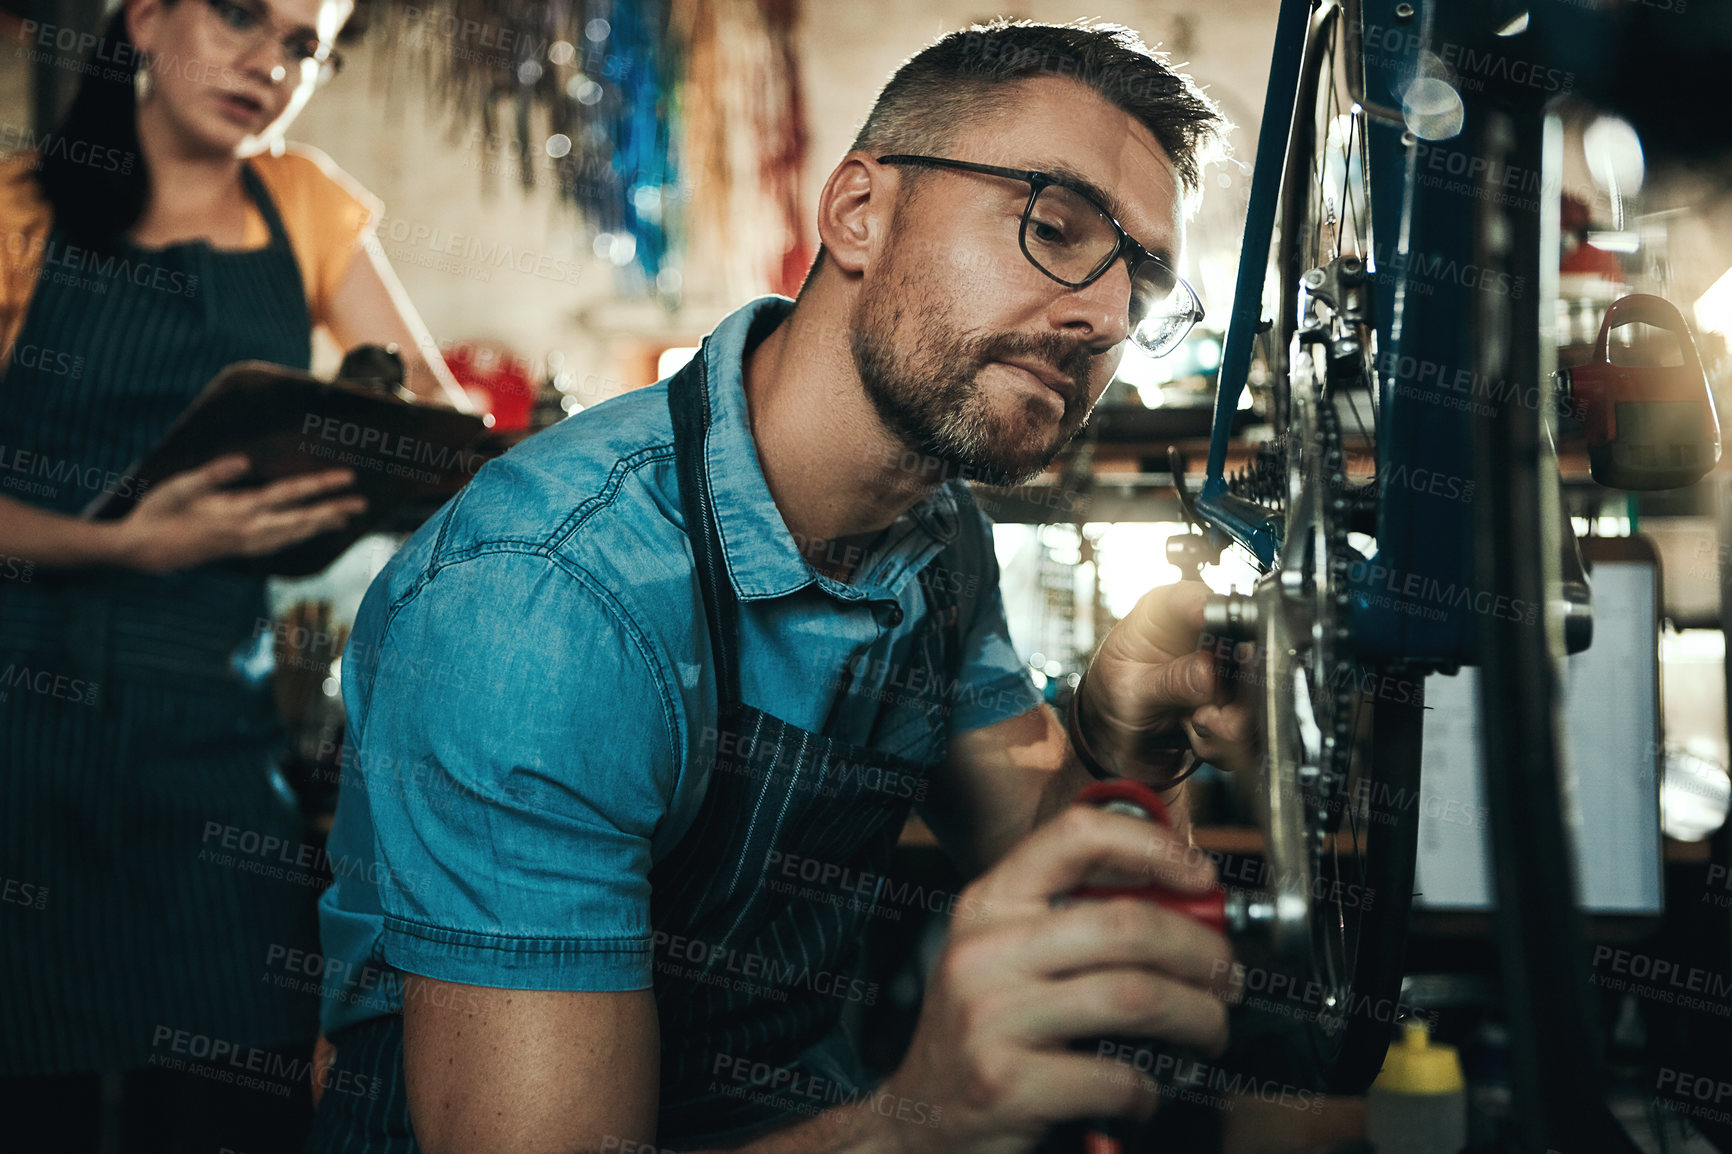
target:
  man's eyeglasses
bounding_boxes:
[876,154,1203,357]
[202,0,345,85]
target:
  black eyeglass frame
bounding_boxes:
[203,0,346,82]
[875,153,1204,353]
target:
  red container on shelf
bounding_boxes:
[444,341,536,431]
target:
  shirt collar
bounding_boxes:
[697,295,961,602]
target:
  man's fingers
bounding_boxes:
[1007,967,1232,1056]
[1139,578,1211,632]
[1188,702,1254,749]
[958,1050,1164,1129]
[976,807,1216,909]
[1143,649,1216,713]
[1088,581,1225,733]
[995,898,1236,994]
[1118,579,1212,661]
[1185,698,1259,776]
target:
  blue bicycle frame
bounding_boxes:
[1195,0,1485,666]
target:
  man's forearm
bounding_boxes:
[1032,742,1098,829]
[932,693,1197,879]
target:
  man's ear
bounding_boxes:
[814,151,892,276]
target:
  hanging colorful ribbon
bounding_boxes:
[354,0,807,301]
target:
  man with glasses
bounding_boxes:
[312,19,1255,1154]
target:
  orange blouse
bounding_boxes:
[0,143,383,371]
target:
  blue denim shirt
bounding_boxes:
[316,296,1041,1035]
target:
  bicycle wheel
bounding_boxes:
[1212,0,1419,1096]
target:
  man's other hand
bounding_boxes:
[1079,579,1259,780]
[873,804,1235,1154]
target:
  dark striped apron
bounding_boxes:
[306,346,963,1153]
[0,165,324,1075]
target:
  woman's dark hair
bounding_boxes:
[35,7,156,250]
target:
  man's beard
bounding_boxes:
[850,269,1096,488]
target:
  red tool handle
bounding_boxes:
[1070,779,1226,933]
[1070,780,1228,1154]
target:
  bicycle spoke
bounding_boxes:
[1344,390,1372,450]
[1328,38,1344,262]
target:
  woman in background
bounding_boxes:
[0,0,466,1147]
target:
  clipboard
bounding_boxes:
[84,360,492,577]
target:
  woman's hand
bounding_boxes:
[311,1032,337,1109]
[114,454,367,574]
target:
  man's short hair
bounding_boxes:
[853,19,1229,199]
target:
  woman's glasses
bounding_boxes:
[202,0,344,85]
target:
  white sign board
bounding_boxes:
[1416,561,1662,914]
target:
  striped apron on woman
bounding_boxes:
[0,163,324,1075]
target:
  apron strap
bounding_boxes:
[817,552,963,738]
[667,348,745,708]
[666,340,968,719]
[239,161,296,252]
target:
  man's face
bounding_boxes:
[851,75,1186,487]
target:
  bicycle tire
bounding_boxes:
[1467,99,1639,1153]
[1317,682,1422,1093]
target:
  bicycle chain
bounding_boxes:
[1313,389,1360,847]
[1216,400,1361,849]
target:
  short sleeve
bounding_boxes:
[944,498,1043,735]
[250,145,383,330]
[346,549,682,992]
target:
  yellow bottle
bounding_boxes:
[1366,1019,1468,1154]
